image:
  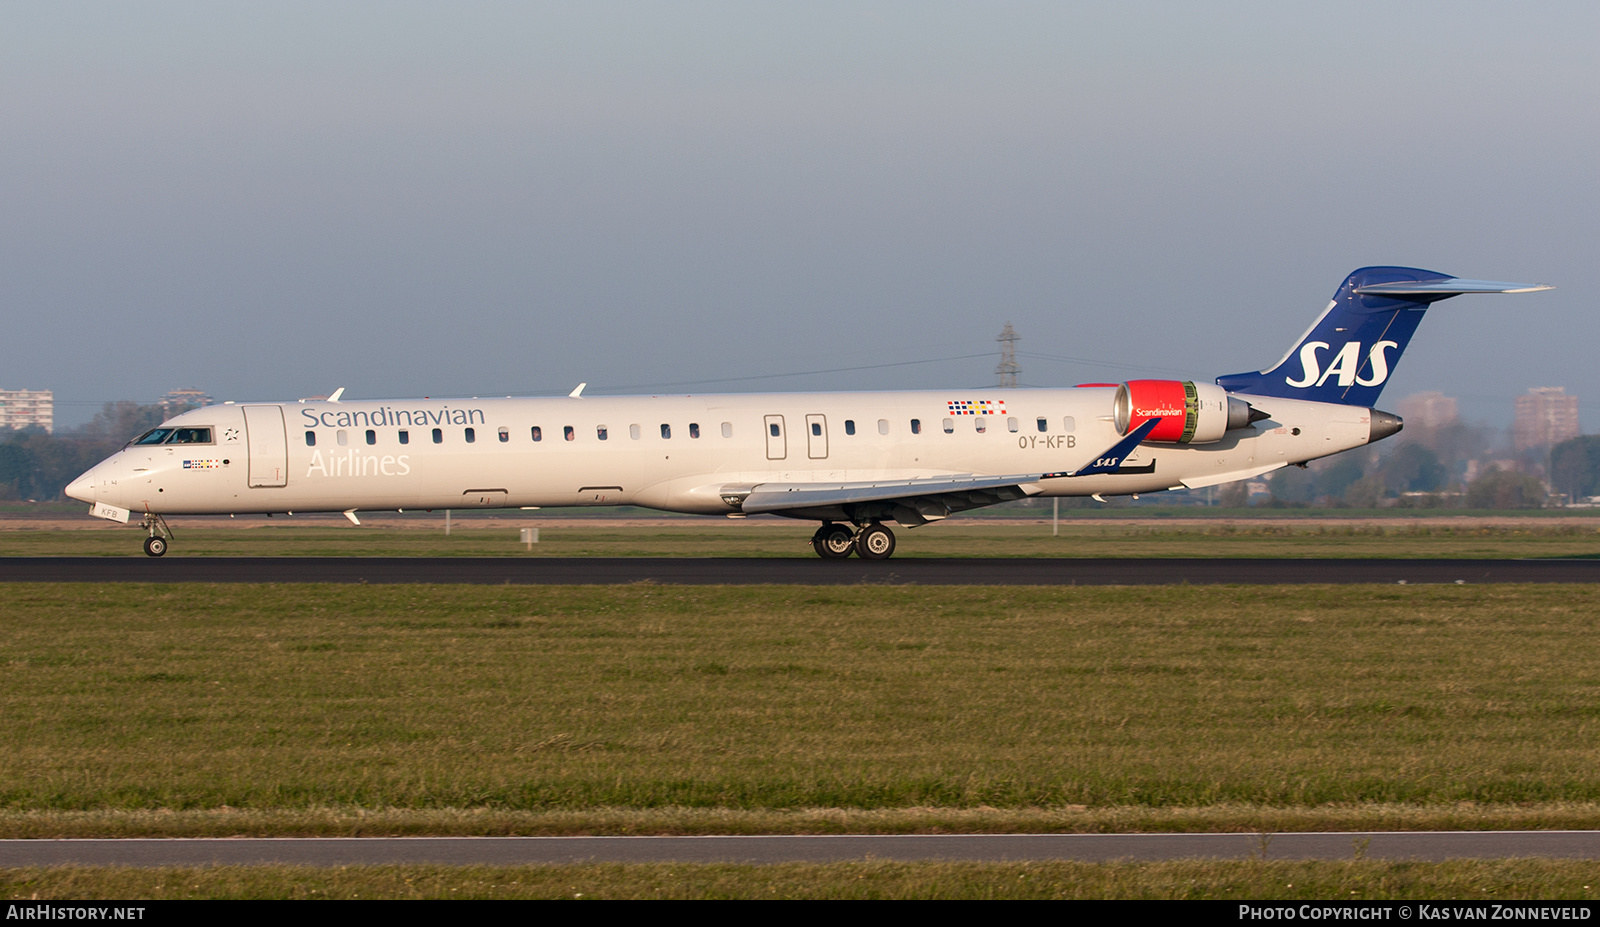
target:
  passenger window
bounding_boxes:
[878,419,889,435]
[399,430,409,445]
[499,427,510,443]
[845,420,855,435]
[305,431,316,447]
[564,426,575,441]
[1037,417,1048,433]
[770,423,780,437]
[975,417,987,434]
[336,430,348,446]
[365,429,376,445]
[1063,417,1076,432]
[432,428,443,444]
[811,422,822,436]
[531,426,542,442]
[465,427,475,443]
[721,422,732,438]
[942,418,954,434]
[597,425,608,441]
[661,424,671,439]
[630,424,641,440]
[689,423,700,439]
[910,419,921,435]
[1007,417,1019,433]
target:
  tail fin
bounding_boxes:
[1216,266,1551,406]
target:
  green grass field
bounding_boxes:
[7,519,1600,557]
[7,859,1600,900]
[4,583,1599,825]
[6,581,1600,899]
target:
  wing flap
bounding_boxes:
[740,473,1044,515]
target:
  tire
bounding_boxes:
[854,523,895,560]
[813,524,856,559]
[143,536,167,558]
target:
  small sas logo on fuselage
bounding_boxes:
[183,459,222,469]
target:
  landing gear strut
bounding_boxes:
[810,521,896,560]
[140,512,173,557]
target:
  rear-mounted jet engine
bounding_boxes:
[1112,380,1268,444]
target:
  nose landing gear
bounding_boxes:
[810,521,896,560]
[140,512,173,557]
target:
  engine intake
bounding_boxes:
[1113,379,1264,444]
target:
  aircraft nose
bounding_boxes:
[64,470,96,503]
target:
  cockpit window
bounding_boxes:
[168,427,212,444]
[132,428,174,445]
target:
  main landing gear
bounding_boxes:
[140,512,173,557]
[810,521,896,561]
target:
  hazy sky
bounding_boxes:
[3,1,1595,430]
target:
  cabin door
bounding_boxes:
[805,414,828,459]
[242,405,288,488]
[764,415,786,460]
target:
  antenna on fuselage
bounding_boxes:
[568,383,586,398]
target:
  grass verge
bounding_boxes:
[6,860,1600,900]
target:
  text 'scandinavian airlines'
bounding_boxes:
[67,267,1550,558]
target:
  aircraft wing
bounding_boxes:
[734,418,1164,524]
[739,473,1045,515]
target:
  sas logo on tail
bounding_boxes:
[1285,340,1398,389]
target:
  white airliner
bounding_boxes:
[65,266,1549,558]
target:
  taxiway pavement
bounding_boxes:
[2,556,1598,585]
[3,832,1599,866]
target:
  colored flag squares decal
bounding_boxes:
[946,399,1006,416]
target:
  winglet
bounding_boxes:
[1070,417,1161,476]
[328,387,345,403]
[568,383,586,398]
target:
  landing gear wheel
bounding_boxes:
[854,523,895,560]
[812,523,856,559]
[143,536,167,558]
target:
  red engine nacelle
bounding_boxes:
[1113,379,1263,444]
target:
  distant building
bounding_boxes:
[0,389,53,433]
[1396,391,1459,429]
[160,387,213,414]
[1514,387,1580,451]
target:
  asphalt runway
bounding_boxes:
[2,832,1598,866]
[2,556,1600,584]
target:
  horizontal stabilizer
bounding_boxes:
[1352,278,1552,296]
